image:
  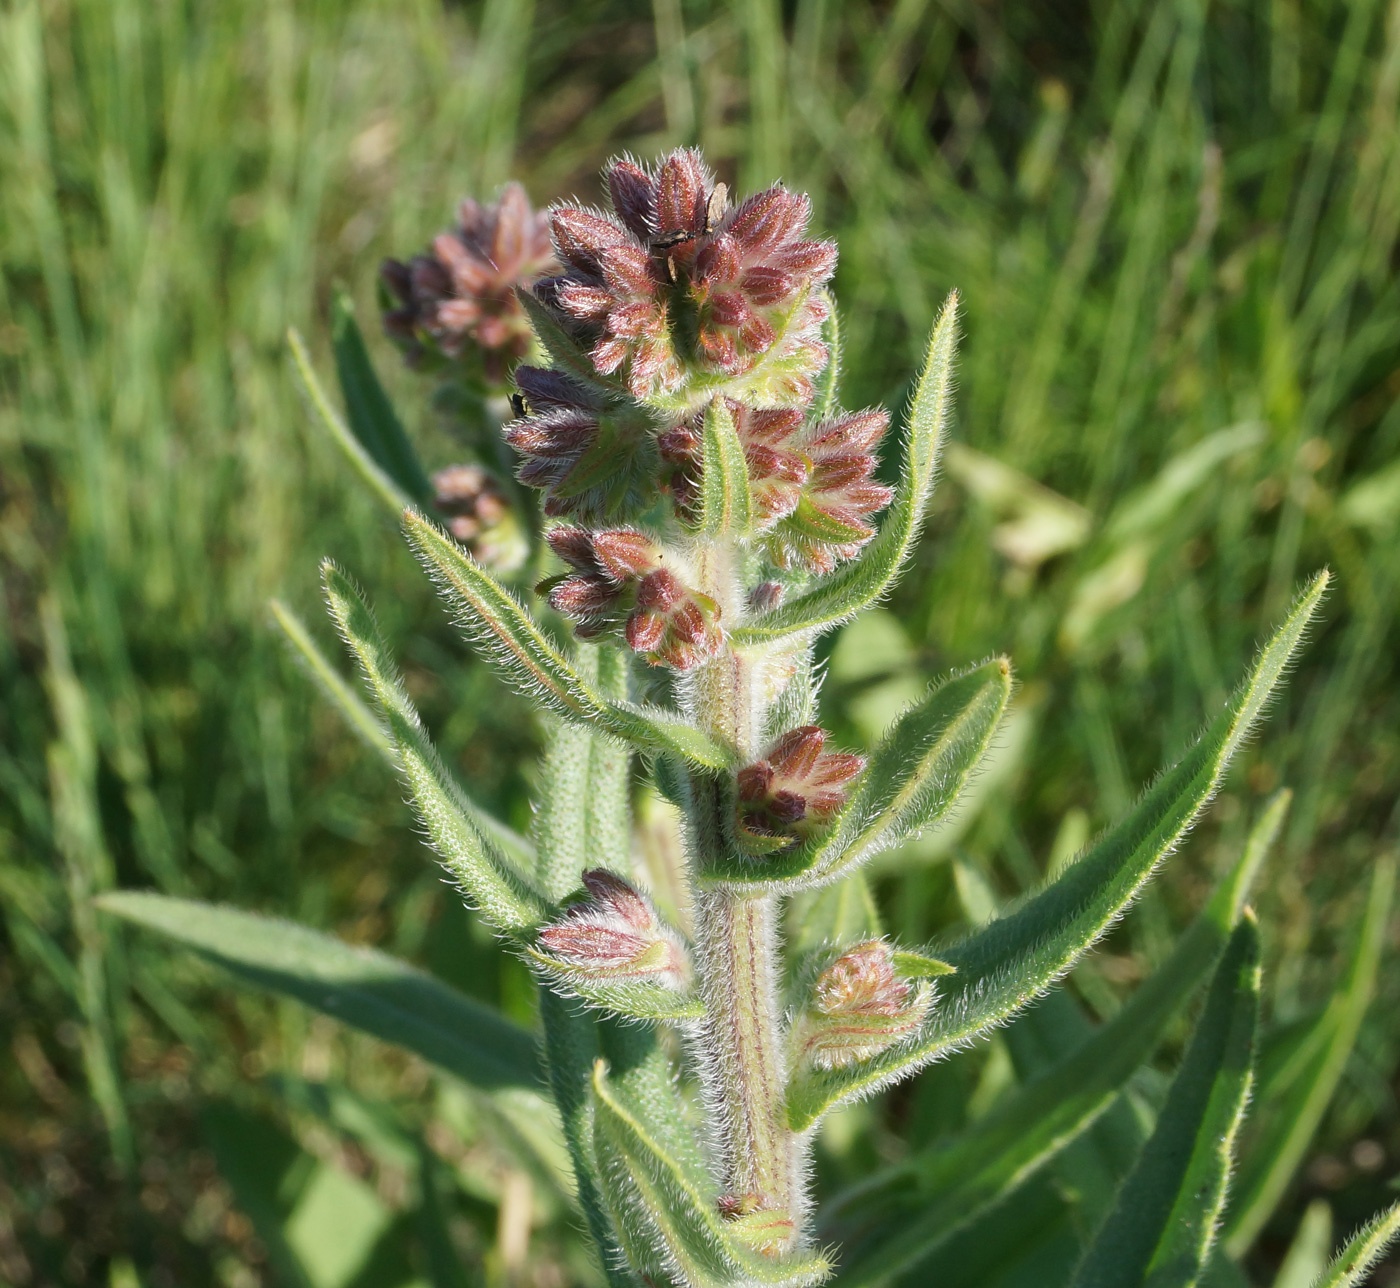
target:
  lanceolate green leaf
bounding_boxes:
[529,950,706,1023]
[1312,1202,1400,1288]
[700,395,753,537]
[271,597,395,765]
[704,659,1010,889]
[287,326,411,515]
[98,892,541,1091]
[1224,853,1396,1256]
[403,509,737,770]
[591,1062,830,1288]
[330,287,432,503]
[1069,915,1260,1288]
[323,564,552,934]
[826,797,1285,1288]
[784,573,1326,1130]
[813,294,842,422]
[735,291,959,643]
[278,586,534,870]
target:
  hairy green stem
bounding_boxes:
[685,636,796,1234]
[695,888,792,1216]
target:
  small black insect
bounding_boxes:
[509,393,527,418]
[648,183,730,253]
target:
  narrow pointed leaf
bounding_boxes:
[403,509,736,770]
[276,591,536,871]
[700,395,752,536]
[1070,916,1261,1288]
[705,659,1009,889]
[287,327,411,515]
[814,293,842,421]
[97,892,541,1090]
[330,287,432,502]
[591,1062,830,1288]
[1224,853,1395,1256]
[323,564,552,933]
[784,573,1326,1130]
[735,291,959,643]
[1312,1202,1400,1288]
[271,597,395,764]
[827,800,1283,1287]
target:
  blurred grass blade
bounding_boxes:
[270,596,536,870]
[699,395,752,537]
[323,563,553,932]
[827,797,1283,1287]
[1224,854,1396,1256]
[330,286,432,503]
[736,290,959,643]
[704,659,1010,889]
[403,509,737,769]
[591,1060,830,1288]
[1311,1202,1400,1288]
[271,597,395,763]
[1069,915,1260,1288]
[98,892,542,1090]
[785,574,1326,1130]
[287,327,411,514]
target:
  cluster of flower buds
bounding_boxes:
[543,527,724,670]
[431,464,526,573]
[734,726,864,850]
[537,149,836,406]
[791,940,937,1071]
[533,869,691,991]
[504,366,657,521]
[381,182,556,381]
[656,402,894,570]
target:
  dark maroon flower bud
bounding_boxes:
[380,182,555,380]
[533,869,691,989]
[735,726,864,847]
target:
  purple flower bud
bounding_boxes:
[735,726,864,846]
[534,870,691,989]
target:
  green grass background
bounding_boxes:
[2,0,1398,1284]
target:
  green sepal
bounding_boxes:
[590,1061,832,1288]
[97,892,541,1091]
[1312,1202,1400,1288]
[703,659,1009,890]
[402,509,737,771]
[734,291,959,644]
[825,802,1279,1288]
[322,563,553,934]
[892,950,956,979]
[699,395,753,537]
[1069,915,1260,1288]
[330,286,433,503]
[783,573,1326,1129]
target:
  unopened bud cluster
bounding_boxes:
[792,940,935,1071]
[533,869,690,992]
